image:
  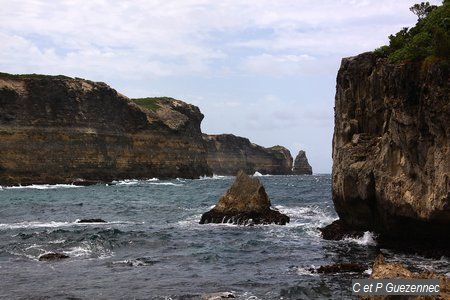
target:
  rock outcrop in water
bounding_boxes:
[39,253,69,261]
[332,52,450,245]
[199,170,289,225]
[363,254,449,300]
[0,73,211,185]
[292,150,313,175]
[203,134,293,175]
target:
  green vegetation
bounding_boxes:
[374,1,450,63]
[131,97,164,112]
[269,145,287,151]
[0,72,71,80]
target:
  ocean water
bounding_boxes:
[0,175,448,299]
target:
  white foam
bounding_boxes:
[343,231,377,246]
[199,174,230,180]
[63,245,92,257]
[0,221,73,230]
[112,179,139,185]
[253,171,272,177]
[296,265,319,276]
[4,184,80,190]
[148,182,183,186]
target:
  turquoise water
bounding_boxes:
[0,175,447,299]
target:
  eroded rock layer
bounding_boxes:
[203,134,293,175]
[0,73,211,185]
[332,52,450,242]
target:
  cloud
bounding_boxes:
[242,54,317,76]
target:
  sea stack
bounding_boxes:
[331,52,449,245]
[199,170,289,225]
[292,150,313,175]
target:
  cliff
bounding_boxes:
[332,52,449,243]
[0,73,211,185]
[203,134,293,175]
[292,150,312,175]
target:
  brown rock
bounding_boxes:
[0,73,211,185]
[362,254,450,300]
[203,134,293,175]
[292,150,313,175]
[199,170,289,225]
[38,252,69,261]
[332,52,450,245]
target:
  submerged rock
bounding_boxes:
[311,263,366,274]
[199,170,289,225]
[38,252,69,261]
[363,254,450,299]
[76,218,106,223]
[292,150,312,175]
[319,219,364,240]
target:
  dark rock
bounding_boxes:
[310,263,366,274]
[76,218,106,223]
[332,51,450,244]
[203,134,293,175]
[200,170,289,225]
[292,150,312,175]
[0,73,211,185]
[71,179,103,186]
[38,252,69,261]
[319,219,365,240]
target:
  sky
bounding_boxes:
[0,0,441,173]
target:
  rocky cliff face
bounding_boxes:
[332,52,449,243]
[203,134,293,175]
[0,73,211,185]
[292,150,312,175]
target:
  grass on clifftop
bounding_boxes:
[131,97,165,112]
[0,72,72,80]
[374,0,450,63]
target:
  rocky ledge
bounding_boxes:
[199,170,289,225]
[331,52,449,246]
[203,134,293,175]
[292,150,313,175]
[362,254,449,300]
[0,73,211,185]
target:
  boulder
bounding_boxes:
[199,170,289,225]
[292,150,313,175]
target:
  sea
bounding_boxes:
[0,174,448,299]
